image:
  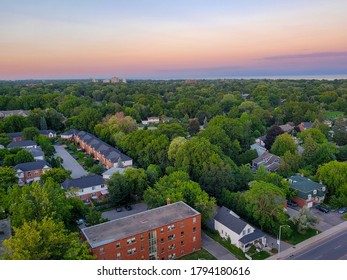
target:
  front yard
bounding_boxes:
[178,249,217,260]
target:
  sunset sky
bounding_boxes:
[1,0,347,80]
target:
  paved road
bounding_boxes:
[54,145,88,179]
[288,230,347,260]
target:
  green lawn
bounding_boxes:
[285,227,318,245]
[178,249,217,260]
[250,251,271,260]
[325,111,344,119]
[203,229,247,260]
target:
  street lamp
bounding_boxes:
[278,225,290,260]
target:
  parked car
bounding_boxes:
[338,207,347,214]
[76,219,84,225]
[116,207,122,212]
[125,205,132,211]
[287,200,298,207]
[316,204,330,213]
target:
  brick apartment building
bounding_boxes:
[81,201,201,260]
[60,129,132,169]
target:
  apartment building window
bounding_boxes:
[193,236,196,242]
[180,231,184,237]
[126,237,136,245]
[168,253,176,260]
[168,234,176,241]
[161,248,165,254]
[141,245,144,251]
[127,248,136,255]
[101,184,105,188]
[192,217,196,223]
[140,235,144,241]
[81,188,84,193]
[181,250,184,255]
[160,238,164,243]
[168,224,175,231]
[193,227,196,233]
[27,172,32,178]
[116,243,120,249]
[34,171,39,176]
[116,253,121,259]
[160,228,164,233]
[180,241,184,246]
[168,244,176,250]
[99,248,105,254]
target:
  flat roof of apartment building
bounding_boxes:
[82,201,200,248]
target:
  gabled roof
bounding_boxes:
[14,160,50,172]
[76,131,132,163]
[61,175,105,190]
[288,176,326,194]
[27,147,44,157]
[39,130,56,135]
[214,206,248,234]
[7,132,23,138]
[7,140,37,149]
[61,129,79,136]
[239,229,265,244]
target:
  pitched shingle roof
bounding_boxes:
[77,131,132,163]
[239,229,265,244]
[214,206,248,234]
[14,160,50,172]
[61,175,105,190]
[7,140,37,149]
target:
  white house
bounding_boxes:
[214,206,266,252]
[61,175,108,201]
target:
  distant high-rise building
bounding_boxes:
[111,76,120,83]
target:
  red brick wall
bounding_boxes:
[89,214,201,260]
[23,169,44,183]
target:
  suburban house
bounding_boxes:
[13,160,51,185]
[214,206,266,252]
[297,122,313,132]
[60,129,133,169]
[102,167,127,179]
[287,175,327,208]
[60,129,78,140]
[279,123,295,134]
[38,130,57,138]
[250,143,267,157]
[7,132,24,142]
[61,175,107,201]
[255,135,266,147]
[0,110,29,118]
[81,201,201,260]
[141,116,160,125]
[27,147,45,160]
[252,151,280,172]
[7,140,37,149]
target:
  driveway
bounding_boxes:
[202,232,237,260]
[286,205,344,232]
[54,145,88,179]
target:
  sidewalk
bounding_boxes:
[267,221,347,260]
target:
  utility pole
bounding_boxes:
[278,225,290,260]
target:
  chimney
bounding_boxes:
[166,198,171,205]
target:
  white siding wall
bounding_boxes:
[76,184,107,197]
[214,220,244,246]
